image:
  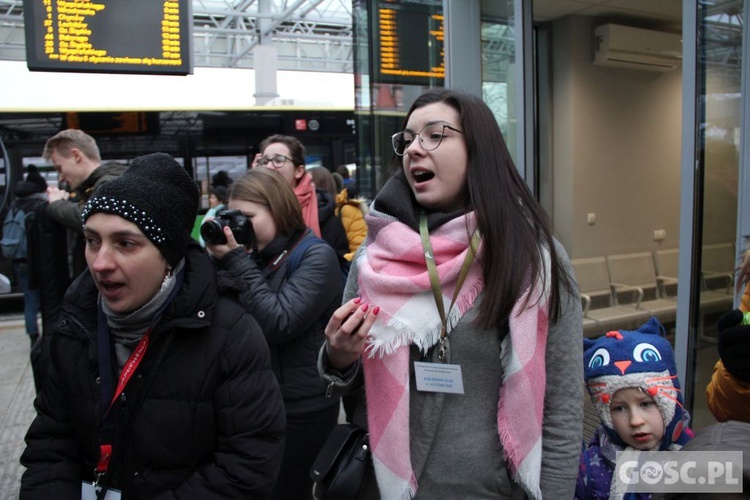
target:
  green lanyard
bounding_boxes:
[419,213,480,360]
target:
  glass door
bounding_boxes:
[688,0,745,430]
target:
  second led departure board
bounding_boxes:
[23,0,193,75]
[373,0,444,86]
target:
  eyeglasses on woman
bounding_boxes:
[257,154,293,169]
[391,123,464,156]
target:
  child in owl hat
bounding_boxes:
[575,317,693,499]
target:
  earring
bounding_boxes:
[161,267,174,291]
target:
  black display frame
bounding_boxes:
[23,0,193,75]
[371,0,444,87]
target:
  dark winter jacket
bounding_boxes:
[20,244,286,499]
[9,181,47,263]
[316,188,349,259]
[47,161,127,277]
[219,228,343,415]
[12,181,69,333]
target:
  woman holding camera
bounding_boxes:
[252,134,349,259]
[205,168,344,500]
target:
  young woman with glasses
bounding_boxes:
[252,134,349,260]
[318,88,583,499]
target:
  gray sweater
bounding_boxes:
[320,240,583,499]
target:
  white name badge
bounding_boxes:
[414,361,465,394]
[81,482,122,500]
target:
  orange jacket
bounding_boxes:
[335,189,367,261]
[706,282,750,422]
[706,360,750,422]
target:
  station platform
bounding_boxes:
[0,314,36,500]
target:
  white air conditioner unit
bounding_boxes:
[593,24,682,72]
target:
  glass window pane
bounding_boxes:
[693,0,744,431]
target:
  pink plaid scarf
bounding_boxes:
[358,208,550,499]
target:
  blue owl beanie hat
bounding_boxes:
[583,317,692,450]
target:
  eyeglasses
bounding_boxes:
[391,123,464,156]
[256,154,292,169]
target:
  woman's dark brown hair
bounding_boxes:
[392,89,574,327]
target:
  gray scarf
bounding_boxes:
[102,259,184,372]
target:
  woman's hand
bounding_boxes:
[205,225,243,260]
[325,298,379,370]
[251,153,263,169]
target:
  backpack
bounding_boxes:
[286,236,350,288]
[1,205,29,260]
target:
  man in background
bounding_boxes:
[43,129,127,278]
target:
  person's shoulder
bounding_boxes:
[214,295,263,340]
[83,162,127,193]
[290,231,339,272]
[99,160,128,173]
[91,161,127,182]
[316,188,337,208]
[681,420,750,452]
[293,231,332,257]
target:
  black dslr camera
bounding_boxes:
[200,209,256,245]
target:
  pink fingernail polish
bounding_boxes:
[361,304,369,312]
[372,307,380,316]
[353,297,362,304]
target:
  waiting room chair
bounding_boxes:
[571,257,650,338]
[605,252,677,326]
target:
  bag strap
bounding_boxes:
[285,235,326,279]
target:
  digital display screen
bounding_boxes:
[373,0,444,86]
[23,0,193,75]
[63,112,161,135]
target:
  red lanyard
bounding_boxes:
[96,328,151,475]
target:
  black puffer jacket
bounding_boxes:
[20,244,286,499]
[220,229,343,414]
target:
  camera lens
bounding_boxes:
[200,219,228,244]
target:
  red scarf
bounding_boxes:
[294,173,321,237]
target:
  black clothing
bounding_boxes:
[14,185,69,330]
[317,188,349,259]
[12,181,69,393]
[219,228,343,499]
[82,153,200,268]
[221,228,343,414]
[20,244,286,499]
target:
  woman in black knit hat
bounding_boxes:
[20,152,286,499]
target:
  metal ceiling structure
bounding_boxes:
[1,1,744,75]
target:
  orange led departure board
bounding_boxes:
[373,0,444,86]
[23,0,192,75]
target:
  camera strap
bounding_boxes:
[269,232,307,272]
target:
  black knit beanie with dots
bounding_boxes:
[82,152,199,267]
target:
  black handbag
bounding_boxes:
[310,423,371,500]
